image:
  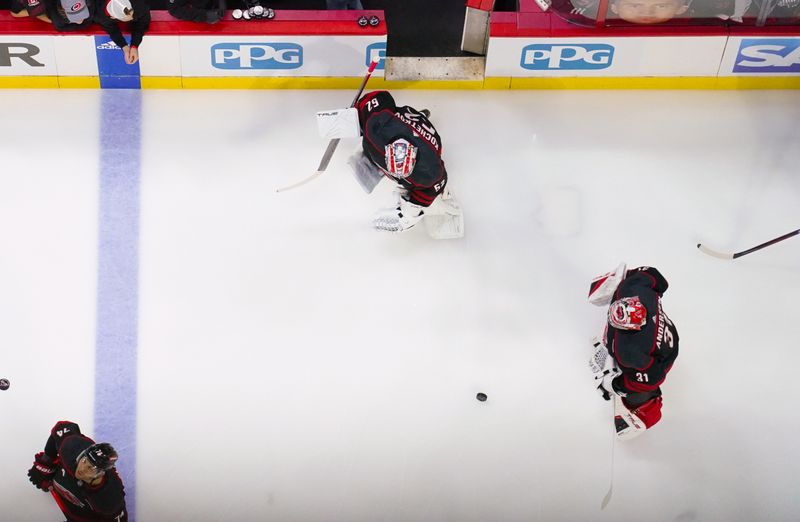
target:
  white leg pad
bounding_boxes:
[424,187,464,240]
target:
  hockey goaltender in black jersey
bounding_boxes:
[602,266,679,430]
[356,90,447,208]
[27,421,127,522]
[349,89,469,235]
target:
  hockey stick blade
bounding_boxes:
[696,243,734,260]
[275,170,324,193]
[601,484,613,510]
[697,228,799,260]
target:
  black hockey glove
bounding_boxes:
[28,452,57,491]
[205,8,223,23]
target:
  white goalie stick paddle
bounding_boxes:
[276,58,380,193]
[697,228,799,260]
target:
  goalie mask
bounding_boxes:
[384,138,417,178]
[608,296,647,331]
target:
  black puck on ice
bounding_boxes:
[357,15,368,27]
[0,378,10,391]
[476,392,487,402]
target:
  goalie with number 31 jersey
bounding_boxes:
[598,266,680,432]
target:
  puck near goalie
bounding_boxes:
[588,265,680,440]
[349,90,464,239]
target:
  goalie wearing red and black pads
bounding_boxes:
[353,90,451,233]
[598,267,679,430]
[28,421,127,522]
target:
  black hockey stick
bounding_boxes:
[276,58,380,193]
[697,228,800,260]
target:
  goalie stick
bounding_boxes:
[601,414,615,510]
[276,58,380,193]
[697,228,799,260]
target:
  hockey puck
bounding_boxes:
[0,378,10,391]
[252,5,263,16]
[368,15,380,26]
[232,8,242,19]
[357,15,368,27]
[242,9,251,19]
[264,7,274,18]
[476,392,487,402]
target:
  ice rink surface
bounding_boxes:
[1,88,799,522]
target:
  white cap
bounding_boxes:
[106,0,133,21]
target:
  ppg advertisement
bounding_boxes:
[180,36,385,77]
[210,43,303,70]
[487,37,729,77]
[520,44,614,70]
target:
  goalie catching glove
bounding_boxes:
[589,338,622,401]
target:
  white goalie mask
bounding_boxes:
[384,138,417,178]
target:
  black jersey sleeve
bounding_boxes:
[44,421,82,459]
[624,266,669,296]
[357,90,396,131]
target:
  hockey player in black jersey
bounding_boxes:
[350,90,463,237]
[588,265,679,439]
[27,421,127,522]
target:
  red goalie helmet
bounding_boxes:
[384,138,417,178]
[608,296,647,331]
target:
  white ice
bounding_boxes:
[0,88,799,522]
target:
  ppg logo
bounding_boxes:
[733,39,800,73]
[366,42,386,70]
[211,43,302,69]
[521,44,613,70]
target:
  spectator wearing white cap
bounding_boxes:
[94,0,151,64]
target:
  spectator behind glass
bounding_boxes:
[609,0,690,23]
[168,0,224,24]
[9,0,52,23]
[95,0,151,64]
[45,0,94,31]
[327,0,363,9]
